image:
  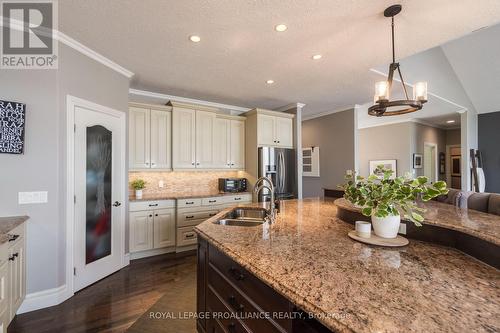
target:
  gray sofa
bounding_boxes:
[434,189,500,216]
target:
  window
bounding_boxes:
[302,147,320,177]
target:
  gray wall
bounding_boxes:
[0,43,129,295]
[411,123,446,180]
[478,111,500,193]
[358,123,412,177]
[446,129,461,145]
[302,109,355,198]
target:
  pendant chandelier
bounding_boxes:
[369,5,428,117]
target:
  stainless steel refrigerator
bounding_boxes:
[257,147,297,202]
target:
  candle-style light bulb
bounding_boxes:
[374,81,389,102]
[413,82,428,102]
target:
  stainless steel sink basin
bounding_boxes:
[225,207,268,220]
[215,219,265,227]
[213,207,269,227]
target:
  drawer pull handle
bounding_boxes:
[234,198,241,201]
[8,234,19,242]
[208,213,216,217]
[209,200,216,203]
[228,296,245,312]
[186,215,194,219]
[185,233,195,239]
[229,267,245,281]
[186,202,194,205]
[148,203,158,207]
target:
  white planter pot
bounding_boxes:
[135,189,143,199]
[371,214,401,239]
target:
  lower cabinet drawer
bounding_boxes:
[206,287,250,333]
[177,210,219,227]
[176,226,197,247]
[209,244,292,332]
[208,263,286,333]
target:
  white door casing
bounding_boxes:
[72,98,126,293]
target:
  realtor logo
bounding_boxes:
[1,0,58,69]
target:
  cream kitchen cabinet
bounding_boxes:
[195,110,216,168]
[255,112,294,148]
[129,200,176,256]
[172,106,197,169]
[213,117,245,169]
[0,221,26,332]
[129,103,171,170]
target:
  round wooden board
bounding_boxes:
[348,230,409,247]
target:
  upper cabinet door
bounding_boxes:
[129,106,151,169]
[213,118,231,169]
[257,114,276,146]
[230,120,245,169]
[275,117,293,148]
[150,109,171,169]
[172,107,196,169]
[195,111,216,168]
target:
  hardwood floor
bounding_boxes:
[8,251,197,333]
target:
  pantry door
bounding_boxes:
[73,100,125,292]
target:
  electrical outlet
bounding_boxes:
[158,180,164,188]
[18,191,48,204]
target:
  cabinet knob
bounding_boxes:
[196,162,200,166]
[155,214,158,217]
[149,214,153,218]
[145,162,149,165]
[191,162,195,165]
[151,162,156,166]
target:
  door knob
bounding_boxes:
[113,201,122,207]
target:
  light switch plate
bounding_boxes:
[18,191,48,204]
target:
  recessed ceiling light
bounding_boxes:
[312,54,322,60]
[189,35,201,42]
[266,80,275,84]
[275,24,287,32]
[446,120,455,124]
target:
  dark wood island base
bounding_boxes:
[196,237,333,333]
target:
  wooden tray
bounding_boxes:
[348,230,409,247]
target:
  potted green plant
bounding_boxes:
[130,179,146,199]
[339,166,448,238]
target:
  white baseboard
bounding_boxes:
[17,284,73,314]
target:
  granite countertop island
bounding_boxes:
[0,215,29,244]
[195,198,500,333]
[335,197,500,246]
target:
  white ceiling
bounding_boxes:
[59,0,500,116]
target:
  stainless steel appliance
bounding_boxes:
[218,178,247,193]
[258,147,296,202]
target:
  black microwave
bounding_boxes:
[218,178,247,193]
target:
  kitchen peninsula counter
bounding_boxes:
[195,198,499,333]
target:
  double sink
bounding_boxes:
[213,207,270,227]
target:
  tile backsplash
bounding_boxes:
[128,170,249,197]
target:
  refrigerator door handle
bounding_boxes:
[281,152,286,194]
[278,151,285,193]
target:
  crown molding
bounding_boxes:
[129,88,251,113]
[302,106,354,121]
[0,17,134,78]
[274,103,306,112]
[56,31,134,78]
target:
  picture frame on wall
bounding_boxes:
[413,153,423,169]
[369,159,397,179]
